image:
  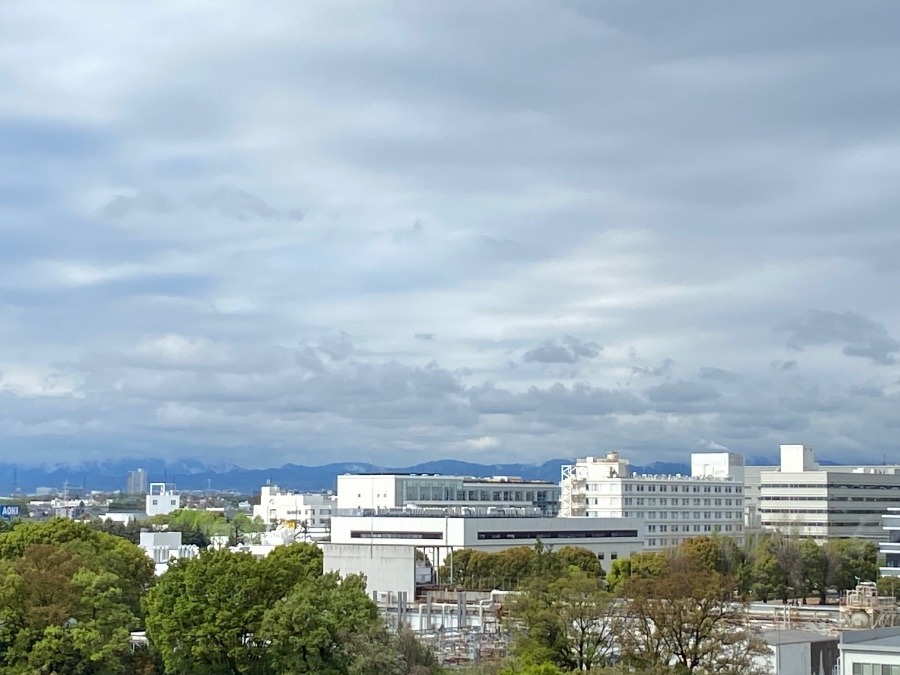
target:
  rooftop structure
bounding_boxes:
[146,483,181,517]
[559,451,744,550]
[336,473,560,517]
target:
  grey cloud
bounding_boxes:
[645,380,720,404]
[101,186,304,222]
[697,367,739,382]
[1,3,900,466]
[770,360,798,371]
[414,333,435,341]
[631,358,674,377]
[780,310,900,365]
[523,336,601,364]
[102,192,176,218]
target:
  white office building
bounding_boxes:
[336,473,560,516]
[328,508,643,591]
[879,509,900,578]
[559,451,744,550]
[758,445,900,542]
[145,483,181,517]
[253,484,335,533]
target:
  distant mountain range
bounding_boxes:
[0,457,710,495]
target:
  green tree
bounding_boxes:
[605,551,667,593]
[620,556,768,675]
[831,538,878,592]
[260,572,383,674]
[799,538,839,604]
[0,543,139,674]
[554,545,604,578]
[512,567,618,671]
[0,519,154,618]
[143,549,273,674]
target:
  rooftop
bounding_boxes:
[761,630,837,646]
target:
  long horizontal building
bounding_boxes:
[560,451,745,550]
[325,507,644,597]
[336,473,560,516]
[758,445,900,542]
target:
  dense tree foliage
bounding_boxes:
[512,568,618,671]
[0,519,154,674]
[143,543,441,675]
[443,544,605,590]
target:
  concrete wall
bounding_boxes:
[336,475,400,510]
[323,543,417,598]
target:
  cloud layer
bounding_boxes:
[1,1,899,467]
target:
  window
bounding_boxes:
[152,499,158,505]
[597,553,605,560]
[610,553,618,560]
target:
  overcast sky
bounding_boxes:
[2,1,899,468]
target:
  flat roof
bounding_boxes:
[762,630,837,646]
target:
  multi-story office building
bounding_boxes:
[758,445,900,542]
[559,451,744,550]
[253,484,335,532]
[126,468,148,495]
[879,508,900,578]
[336,473,560,516]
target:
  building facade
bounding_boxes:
[880,509,900,578]
[559,451,744,550]
[145,483,181,517]
[336,474,560,516]
[126,468,148,495]
[329,508,644,564]
[839,627,900,675]
[758,445,900,542]
[253,484,335,531]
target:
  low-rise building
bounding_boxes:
[253,484,335,535]
[146,483,181,517]
[559,451,744,549]
[336,473,560,516]
[758,630,839,675]
[758,445,900,542]
[839,626,900,674]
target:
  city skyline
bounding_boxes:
[1,2,899,467]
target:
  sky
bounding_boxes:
[1,1,899,468]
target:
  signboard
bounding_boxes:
[0,505,20,519]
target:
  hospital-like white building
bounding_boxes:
[559,451,745,550]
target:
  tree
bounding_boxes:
[143,549,274,674]
[554,545,604,579]
[831,538,878,592]
[0,543,139,674]
[605,551,667,593]
[620,556,769,675]
[260,573,383,674]
[799,538,839,604]
[0,518,154,618]
[143,543,401,675]
[512,567,619,671]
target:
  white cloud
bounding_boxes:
[0,2,898,466]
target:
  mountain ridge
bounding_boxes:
[0,457,707,495]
